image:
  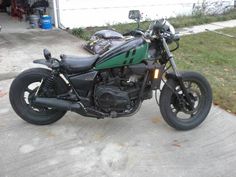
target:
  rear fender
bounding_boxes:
[33,59,51,67]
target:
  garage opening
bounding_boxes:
[0,0,54,33]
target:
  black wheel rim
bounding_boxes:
[20,79,57,116]
[169,80,204,121]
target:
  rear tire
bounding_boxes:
[9,68,68,125]
[160,72,212,130]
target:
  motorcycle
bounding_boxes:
[9,13,212,130]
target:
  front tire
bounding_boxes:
[160,72,212,130]
[9,68,68,125]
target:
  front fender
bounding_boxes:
[165,72,178,81]
[33,59,51,67]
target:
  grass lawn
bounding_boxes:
[72,9,236,41]
[174,27,236,114]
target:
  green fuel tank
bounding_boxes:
[95,37,148,70]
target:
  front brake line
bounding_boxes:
[170,41,179,52]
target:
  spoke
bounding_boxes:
[25,87,33,93]
[187,82,192,89]
[38,108,47,112]
[171,106,179,116]
[193,95,198,101]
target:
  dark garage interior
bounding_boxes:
[0,0,51,32]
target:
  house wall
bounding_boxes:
[55,0,234,28]
[47,0,55,25]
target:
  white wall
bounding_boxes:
[56,0,234,28]
[47,0,55,25]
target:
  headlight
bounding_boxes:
[163,20,175,36]
[150,19,175,36]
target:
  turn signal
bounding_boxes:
[154,69,159,79]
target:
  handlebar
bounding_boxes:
[124,27,180,44]
[141,29,180,43]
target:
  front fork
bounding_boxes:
[161,37,194,110]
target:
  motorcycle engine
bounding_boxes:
[95,85,131,112]
[94,66,152,113]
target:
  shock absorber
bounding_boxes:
[41,71,58,96]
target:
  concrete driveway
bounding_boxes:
[0,29,88,80]
[1,29,236,177]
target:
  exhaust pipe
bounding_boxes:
[33,97,110,118]
[33,97,86,114]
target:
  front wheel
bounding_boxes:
[160,72,212,130]
[9,68,68,125]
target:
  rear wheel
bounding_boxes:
[160,72,212,130]
[9,68,68,125]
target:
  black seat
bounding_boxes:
[60,54,99,73]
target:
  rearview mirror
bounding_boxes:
[128,10,141,21]
[128,10,141,29]
[43,49,51,60]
